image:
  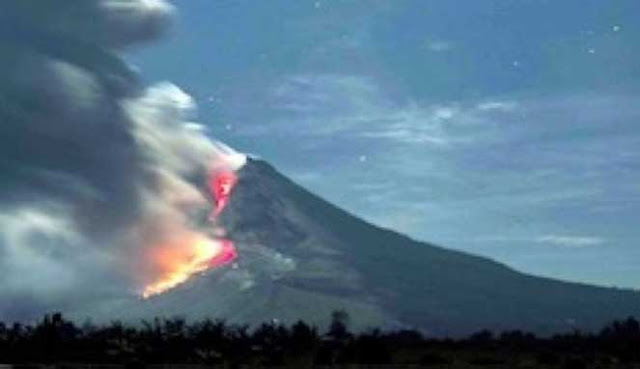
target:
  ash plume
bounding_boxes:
[0,0,245,319]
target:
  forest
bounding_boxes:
[0,311,639,368]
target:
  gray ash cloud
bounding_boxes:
[0,0,245,320]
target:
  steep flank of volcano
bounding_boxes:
[111,159,640,336]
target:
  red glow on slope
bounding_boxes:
[208,171,238,218]
[204,169,238,268]
[142,167,239,298]
[142,232,227,299]
[208,239,237,267]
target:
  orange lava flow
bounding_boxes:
[141,169,239,299]
[142,233,224,298]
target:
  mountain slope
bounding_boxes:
[120,159,640,336]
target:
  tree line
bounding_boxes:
[0,311,639,368]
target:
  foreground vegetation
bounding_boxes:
[0,311,639,368]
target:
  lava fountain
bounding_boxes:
[141,167,239,298]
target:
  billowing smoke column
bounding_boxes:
[0,0,246,317]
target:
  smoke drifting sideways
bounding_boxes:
[0,0,247,320]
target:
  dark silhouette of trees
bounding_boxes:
[598,316,640,363]
[0,311,638,367]
[327,309,350,342]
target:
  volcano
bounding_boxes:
[94,158,640,336]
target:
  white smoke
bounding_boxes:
[0,0,246,319]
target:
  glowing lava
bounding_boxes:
[142,168,239,299]
[209,170,238,218]
[208,239,237,267]
[142,233,225,298]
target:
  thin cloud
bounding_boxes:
[263,74,503,146]
[536,235,605,248]
[426,40,454,52]
[476,101,519,112]
[470,235,606,248]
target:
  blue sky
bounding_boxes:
[130,0,640,289]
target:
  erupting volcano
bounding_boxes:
[110,159,640,336]
[142,167,240,299]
